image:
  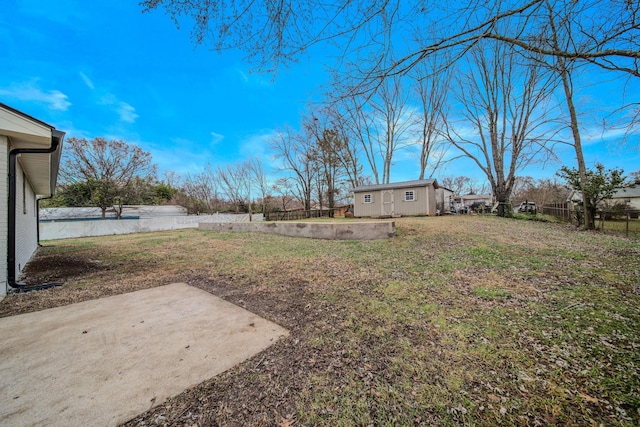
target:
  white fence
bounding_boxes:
[40,213,264,240]
[40,205,189,220]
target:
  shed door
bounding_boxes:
[381,190,394,216]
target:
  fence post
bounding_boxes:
[627,212,630,238]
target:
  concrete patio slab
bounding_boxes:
[0,283,288,427]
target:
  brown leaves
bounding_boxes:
[578,392,599,404]
[279,416,296,427]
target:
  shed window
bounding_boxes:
[363,194,372,204]
[404,191,415,202]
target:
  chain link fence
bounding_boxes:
[542,203,640,239]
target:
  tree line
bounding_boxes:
[141,0,639,230]
[45,137,273,217]
[49,1,639,229]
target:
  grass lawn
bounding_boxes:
[2,216,639,426]
[598,217,640,239]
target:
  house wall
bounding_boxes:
[610,192,640,210]
[354,185,436,217]
[611,197,640,209]
[0,136,8,295]
[435,188,454,214]
[460,194,493,206]
[14,159,38,281]
[0,136,40,295]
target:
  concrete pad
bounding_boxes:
[0,283,288,427]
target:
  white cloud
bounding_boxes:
[582,124,639,145]
[210,132,224,145]
[240,130,278,159]
[116,102,138,123]
[99,93,138,123]
[0,81,71,111]
[79,72,94,90]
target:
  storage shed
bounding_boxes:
[352,179,439,218]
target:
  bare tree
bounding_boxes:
[371,75,415,184]
[410,55,451,179]
[443,40,558,216]
[336,75,414,184]
[247,156,270,214]
[141,1,639,79]
[162,170,182,188]
[439,175,489,196]
[218,162,251,214]
[144,0,638,220]
[511,176,570,206]
[272,177,298,211]
[60,137,156,219]
[181,164,219,213]
[532,0,611,229]
[305,113,358,215]
[336,93,381,184]
[315,107,365,189]
[270,125,317,215]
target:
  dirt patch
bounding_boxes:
[20,252,109,285]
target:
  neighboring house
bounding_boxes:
[331,204,352,218]
[0,103,64,296]
[568,187,640,210]
[352,179,439,217]
[608,187,640,209]
[452,193,493,213]
[435,187,454,214]
[459,193,493,206]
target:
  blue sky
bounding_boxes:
[1,0,638,188]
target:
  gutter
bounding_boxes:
[7,130,65,292]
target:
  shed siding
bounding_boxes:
[354,183,437,217]
[427,185,436,215]
[355,190,383,217]
[0,137,8,295]
[14,160,38,281]
[395,186,428,216]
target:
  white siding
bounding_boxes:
[435,188,454,213]
[0,137,8,295]
[14,160,38,281]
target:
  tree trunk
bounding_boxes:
[546,3,593,230]
[494,187,512,218]
[557,56,591,230]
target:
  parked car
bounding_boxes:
[516,201,537,213]
[470,201,492,213]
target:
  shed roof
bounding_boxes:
[352,179,438,193]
